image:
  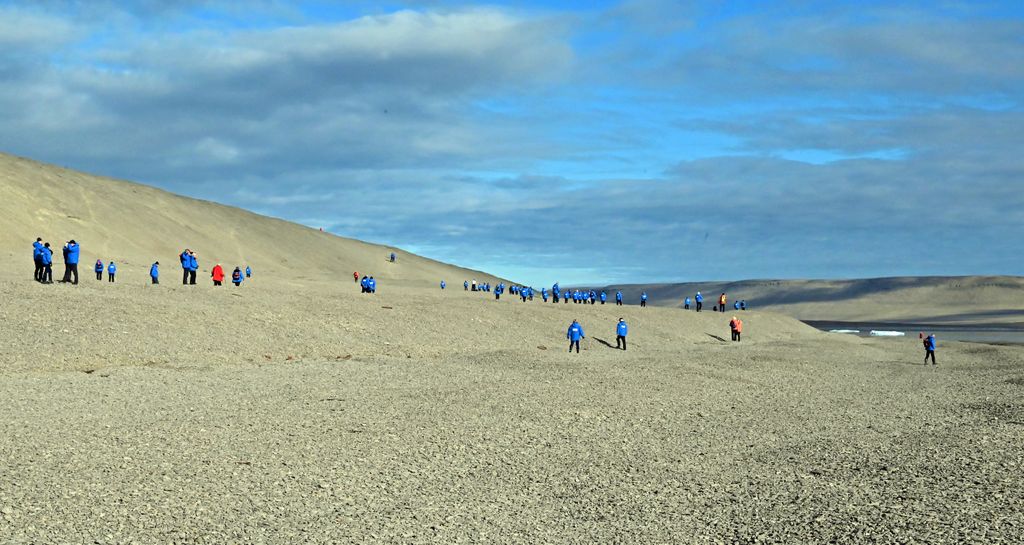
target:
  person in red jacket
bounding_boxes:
[353,271,359,283]
[211,264,225,286]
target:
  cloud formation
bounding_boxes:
[1,1,1021,284]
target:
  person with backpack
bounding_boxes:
[616,318,628,350]
[107,261,117,282]
[39,242,54,283]
[95,259,104,281]
[730,316,743,342]
[567,319,585,354]
[211,264,225,286]
[923,334,937,365]
[231,267,244,286]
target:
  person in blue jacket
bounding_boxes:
[567,319,585,353]
[33,238,44,282]
[150,262,160,284]
[616,318,628,350]
[923,334,937,365]
[640,292,648,308]
[734,301,741,311]
[440,280,446,290]
[695,291,704,312]
[368,276,377,293]
[39,242,54,283]
[552,283,560,303]
[95,259,105,281]
[541,288,548,302]
[589,290,597,305]
[684,296,692,310]
[60,240,80,284]
[232,266,244,286]
[180,249,198,285]
[740,300,747,311]
[390,252,396,263]
[600,291,607,304]
[360,275,369,293]
[615,290,623,306]
[107,261,117,282]
[245,265,252,278]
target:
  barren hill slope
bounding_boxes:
[0,152,499,287]
[604,276,1024,325]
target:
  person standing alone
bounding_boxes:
[95,259,104,281]
[924,334,937,365]
[616,318,628,350]
[730,316,743,342]
[107,261,116,282]
[567,319,585,354]
[211,264,225,286]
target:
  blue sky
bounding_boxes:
[1,1,1022,285]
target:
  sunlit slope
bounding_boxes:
[0,152,498,287]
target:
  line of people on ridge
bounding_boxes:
[30,238,251,287]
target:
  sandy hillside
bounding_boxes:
[605,277,1024,325]
[0,152,500,288]
[1,153,1022,543]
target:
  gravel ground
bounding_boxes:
[1,274,1023,543]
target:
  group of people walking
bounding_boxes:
[30,238,250,287]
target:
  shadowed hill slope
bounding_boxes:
[601,276,1024,325]
[0,152,500,287]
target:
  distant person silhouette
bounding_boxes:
[924,334,936,365]
[695,292,703,312]
[232,266,243,287]
[354,271,360,284]
[245,266,251,278]
[730,316,743,342]
[39,242,53,283]
[150,262,160,284]
[684,296,691,310]
[567,320,585,353]
[640,292,648,308]
[211,264,225,286]
[95,259,104,281]
[59,240,80,284]
[615,291,623,306]
[33,238,44,282]
[107,261,116,282]
[616,318,628,350]
[719,293,727,313]
[440,280,446,290]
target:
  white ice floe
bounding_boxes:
[869,330,905,337]
[829,329,861,334]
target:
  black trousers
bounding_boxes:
[569,340,580,353]
[183,269,189,285]
[732,330,741,341]
[108,274,115,282]
[42,264,52,283]
[152,277,159,284]
[34,259,43,281]
[640,300,646,307]
[97,271,103,280]
[214,280,222,286]
[616,300,622,306]
[616,335,626,350]
[189,270,197,284]
[720,305,726,312]
[684,304,689,309]
[696,302,702,312]
[925,350,936,364]
[65,264,78,284]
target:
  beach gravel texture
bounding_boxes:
[1,274,1022,544]
[1,152,1022,543]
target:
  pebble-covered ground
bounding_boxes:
[1,275,1022,543]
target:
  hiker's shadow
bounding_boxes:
[706,333,729,342]
[593,337,616,349]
